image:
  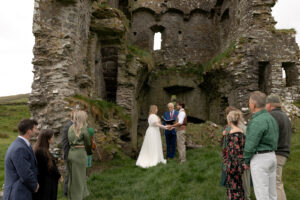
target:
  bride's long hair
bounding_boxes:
[149,105,161,123]
[149,105,158,115]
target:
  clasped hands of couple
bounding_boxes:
[165,125,175,130]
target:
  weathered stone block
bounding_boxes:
[91,17,126,34]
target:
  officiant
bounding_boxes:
[162,103,178,159]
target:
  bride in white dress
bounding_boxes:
[136,105,167,168]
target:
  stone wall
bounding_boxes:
[30,0,93,135]
[129,0,300,130]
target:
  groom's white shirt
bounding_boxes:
[177,109,186,125]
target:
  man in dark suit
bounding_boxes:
[163,103,178,159]
[61,110,74,196]
[3,119,39,200]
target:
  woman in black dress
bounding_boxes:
[33,129,61,200]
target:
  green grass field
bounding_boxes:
[0,95,299,200]
[0,100,30,187]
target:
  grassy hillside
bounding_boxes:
[0,94,29,105]
[0,94,299,200]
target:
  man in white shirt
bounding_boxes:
[168,102,187,163]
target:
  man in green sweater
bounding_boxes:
[243,91,279,200]
[266,94,292,200]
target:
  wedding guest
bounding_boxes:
[162,103,178,159]
[266,94,292,200]
[221,106,251,200]
[33,129,61,200]
[244,91,279,200]
[61,110,74,196]
[68,110,92,200]
[224,111,247,200]
[220,106,238,187]
[87,127,95,168]
[168,102,187,163]
[3,119,39,200]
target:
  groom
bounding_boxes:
[163,103,178,159]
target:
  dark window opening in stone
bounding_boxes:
[258,61,271,94]
[101,47,119,102]
[153,32,162,50]
[187,116,205,124]
[178,31,182,34]
[118,0,130,19]
[220,96,229,124]
[216,0,224,7]
[163,86,194,93]
[221,8,229,22]
[282,62,297,87]
[133,32,137,36]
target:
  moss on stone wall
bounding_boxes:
[126,44,154,71]
[92,2,127,22]
[150,40,237,81]
[66,95,131,128]
[294,100,300,109]
[203,41,237,72]
[268,27,297,35]
[91,1,129,38]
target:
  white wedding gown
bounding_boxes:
[136,114,167,168]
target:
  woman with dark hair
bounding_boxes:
[33,129,61,200]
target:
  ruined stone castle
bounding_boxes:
[29,0,300,152]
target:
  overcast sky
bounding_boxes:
[0,0,299,97]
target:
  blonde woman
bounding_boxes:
[224,111,247,200]
[136,105,168,168]
[67,110,92,200]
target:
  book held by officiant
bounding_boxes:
[163,118,175,125]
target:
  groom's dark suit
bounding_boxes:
[3,137,38,200]
[163,110,178,158]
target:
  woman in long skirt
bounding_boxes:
[68,110,92,200]
[136,105,167,168]
[224,111,247,200]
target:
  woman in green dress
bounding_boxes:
[68,110,92,200]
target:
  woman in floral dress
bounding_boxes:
[223,110,247,200]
